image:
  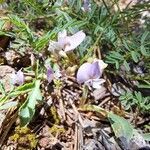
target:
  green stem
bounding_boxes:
[80,85,89,106]
[80,33,102,64]
[101,0,111,15]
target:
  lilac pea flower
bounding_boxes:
[77,60,107,89]
[11,69,25,85]
[57,30,86,52]
[47,66,54,83]
[81,0,91,12]
[48,30,86,55]
[46,65,62,83]
[77,62,100,84]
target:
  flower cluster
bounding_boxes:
[11,30,107,89]
[48,30,107,88]
[47,29,86,83]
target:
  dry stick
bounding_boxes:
[69,98,84,150]
[80,85,88,106]
[74,125,78,150]
[59,98,66,121]
[65,109,74,120]
[33,124,44,134]
[58,89,66,121]
[78,125,83,150]
[68,98,84,127]
[95,46,102,60]
[137,116,150,127]
[65,113,74,126]
[0,107,17,133]
[0,110,18,147]
[99,97,111,107]
[133,107,140,126]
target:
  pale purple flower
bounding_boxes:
[76,59,107,89]
[57,30,86,52]
[46,65,62,83]
[48,30,86,53]
[81,0,91,12]
[11,69,25,85]
[47,66,54,83]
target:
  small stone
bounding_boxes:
[39,137,50,148]
[0,65,15,93]
[93,86,106,100]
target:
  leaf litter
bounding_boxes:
[0,0,150,150]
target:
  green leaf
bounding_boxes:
[9,14,26,28]
[0,20,5,29]
[111,51,124,60]
[0,82,34,104]
[142,133,150,141]
[27,81,42,109]
[88,4,97,20]
[10,82,34,97]
[131,51,139,63]
[19,106,34,126]
[140,45,148,56]
[138,80,150,89]
[80,104,108,116]
[8,14,34,41]
[140,31,150,56]
[22,0,43,14]
[108,113,134,141]
[141,31,149,44]
[34,30,56,51]
[134,91,142,103]
[19,80,42,126]
[115,60,119,69]
[76,0,82,12]
[123,39,130,51]
[15,82,34,92]
[0,101,18,110]
[119,92,133,101]
[123,60,130,71]
[0,81,6,96]
[138,83,150,89]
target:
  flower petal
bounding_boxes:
[47,67,54,83]
[76,62,92,84]
[11,72,17,85]
[64,31,86,52]
[48,40,60,52]
[57,36,70,50]
[53,65,62,79]
[11,70,24,85]
[95,59,108,70]
[84,78,105,89]
[90,61,101,79]
[49,30,86,53]
[57,30,69,50]
[82,0,91,12]
[58,30,67,40]
[17,70,25,85]
[91,78,105,89]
